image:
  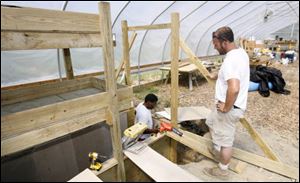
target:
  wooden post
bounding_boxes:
[121,20,131,85]
[170,13,179,127]
[63,48,74,79]
[170,12,179,163]
[99,2,126,181]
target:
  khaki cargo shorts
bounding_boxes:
[205,107,244,147]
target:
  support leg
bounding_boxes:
[188,73,193,91]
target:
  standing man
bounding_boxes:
[203,27,249,180]
[135,93,160,140]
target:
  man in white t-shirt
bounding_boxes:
[135,93,160,140]
[203,27,249,180]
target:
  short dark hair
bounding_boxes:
[212,26,234,42]
[145,93,158,103]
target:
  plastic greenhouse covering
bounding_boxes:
[1,1,299,87]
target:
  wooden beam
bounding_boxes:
[170,13,180,164]
[1,6,100,33]
[1,31,103,50]
[63,48,75,80]
[170,13,179,128]
[1,77,92,105]
[1,92,110,139]
[239,118,281,162]
[167,129,299,179]
[127,23,171,31]
[179,38,215,86]
[115,31,137,79]
[1,108,107,156]
[121,20,132,85]
[162,118,246,174]
[99,2,126,181]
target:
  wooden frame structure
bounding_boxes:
[120,13,180,163]
[1,2,129,181]
[1,3,298,181]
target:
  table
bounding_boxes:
[160,61,212,91]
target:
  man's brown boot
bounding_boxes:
[203,167,230,180]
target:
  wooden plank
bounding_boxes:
[1,108,107,156]
[179,38,215,86]
[1,78,92,105]
[124,146,202,182]
[170,13,180,164]
[99,2,126,181]
[165,124,246,174]
[1,6,100,33]
[239,118,281,162]
[127,23,171,31]
[121,20,132,85]
[1,85,130,139]
[167,129,299,179]
[68,169,103,182]
[170,13,179,128]
[115,32,137,79]
[127,107,135,128]
[1,31,103,50]
[1,92,110,139]
[63,48,75,80]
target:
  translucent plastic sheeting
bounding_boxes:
[163,1,232,60]
[1,1,299,87]
[139,1,206,64]
[112,1,173,67]
[270,22,299,40]
[1,50,65,87]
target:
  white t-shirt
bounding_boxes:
[135,102,153,139]
[215,48,249,111]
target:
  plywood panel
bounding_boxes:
[68,169,103,182]
[124,146,202,182]
[32,137,79,182]
[1,7,100,33]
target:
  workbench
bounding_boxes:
[160,60,213,91]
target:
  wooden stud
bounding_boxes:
[170,13,180,163]
[127,23,171,31]
[63,48,75,80]
[98,2,126,181]
[170,13,179,127]
[121,20,132,85]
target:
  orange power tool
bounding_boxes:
[160,122,183,136]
